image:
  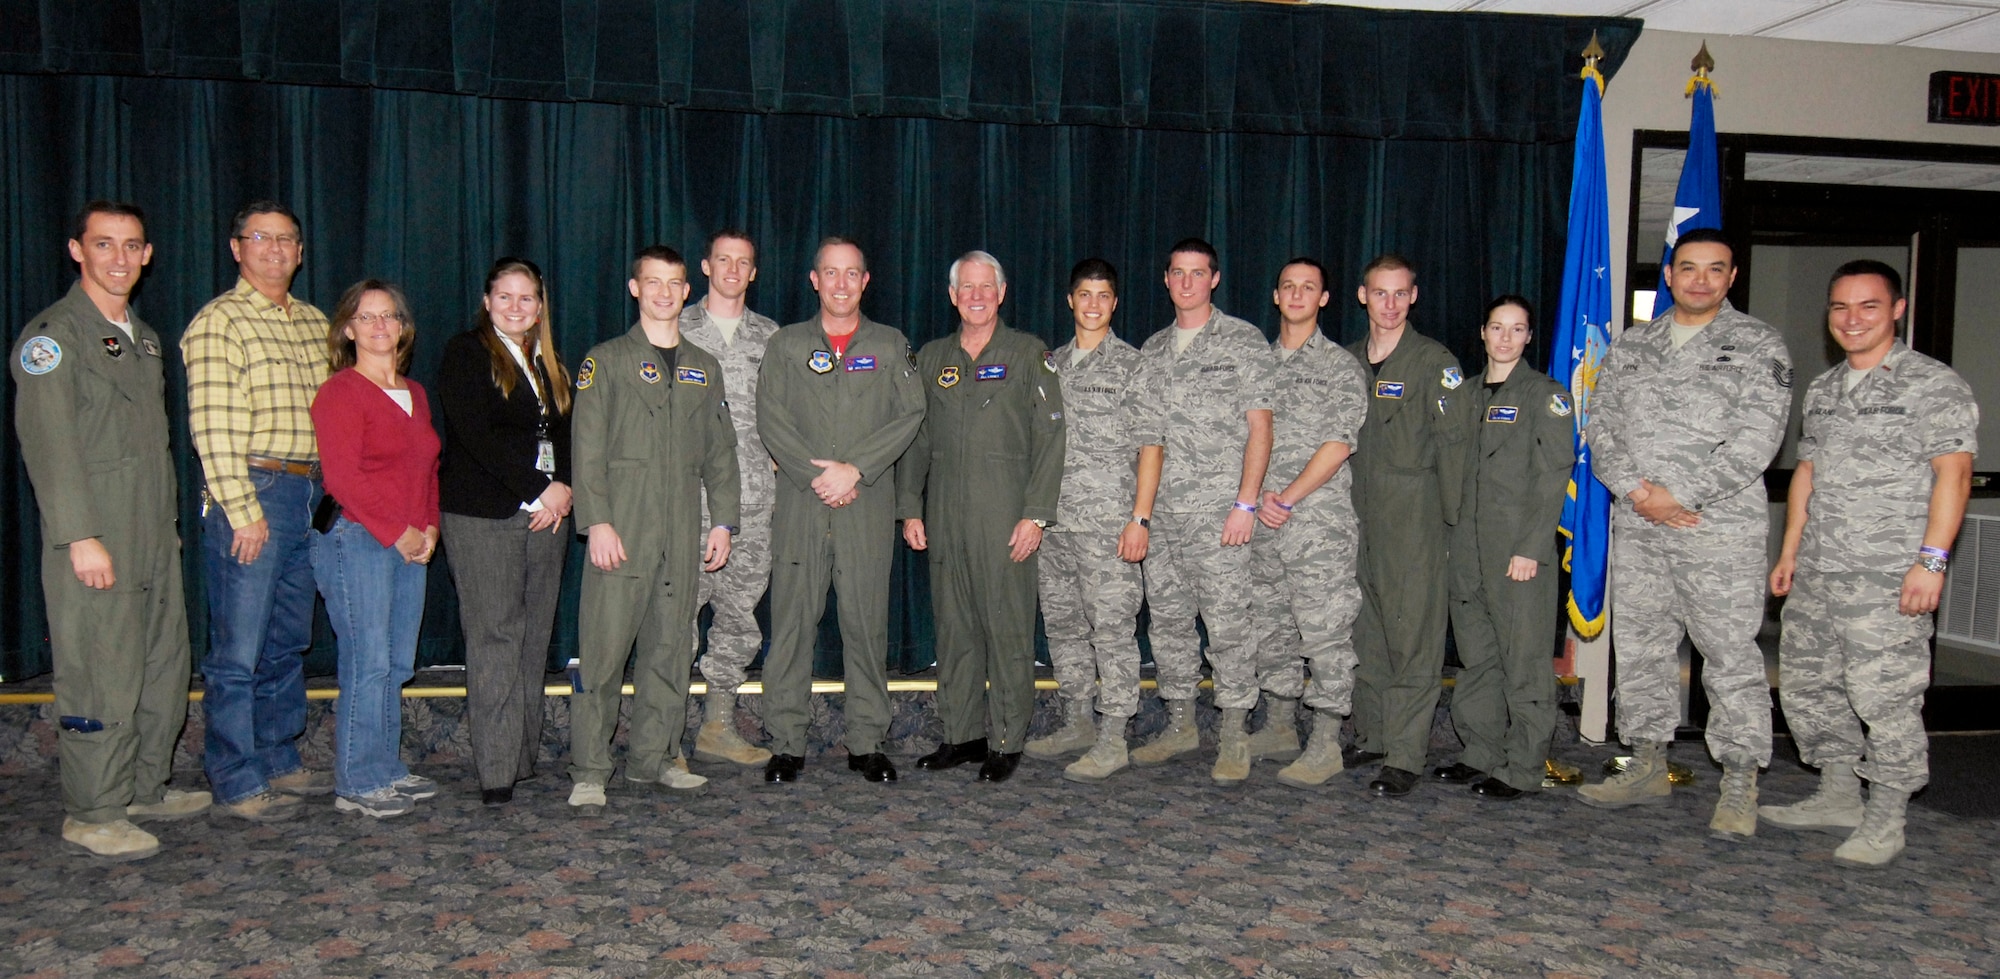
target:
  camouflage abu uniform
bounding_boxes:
[1780,341,1977,792]
[1250,331,1368,716]
[1587,300,1791,768]
[1135,310,1277,710]
[1039,334,1147,719]
[683,301,781,695]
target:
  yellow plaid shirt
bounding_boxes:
[182,278,331,528]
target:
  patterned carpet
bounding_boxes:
[3,688,1999,978]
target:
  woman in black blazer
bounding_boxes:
[437,258,574,805]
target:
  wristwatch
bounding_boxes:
[1031,519,1047,529]
[1130,515,1150,529]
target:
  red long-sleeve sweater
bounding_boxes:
[312,368,441,548]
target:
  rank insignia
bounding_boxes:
[1374,380,1405,399]
[1772,360,1794,389]
[809,350,834,374]
[1486,406,1519,424]
[575,356,596,389]
[102,336,124,358]
[1550,393,1572,417]
[1043,350,1058,373]
[975,364,1007,381]
[1441,367,1463,389]
[845,355,877,372]
[640,361,662,384]
[18,336,60,375]
[938,365,960,388]
[140,337,160,357]
[676,367,708,385]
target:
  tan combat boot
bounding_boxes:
[1759,764,1863,833]
[1130,699,1199,766]
[694,691,772,766]
[1276,711,1345,788]
[1026,697,1097,760]
[63,818,160,861]
[126,788,213,822]
[1833,786,1909,868]
[1063,724,1129,784]
[1211,708,1251,785]
[1246,696,1301,763]
[1709,767,1759,840]
[1575,740,1672,808]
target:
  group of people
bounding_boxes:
[16,201,1975,874]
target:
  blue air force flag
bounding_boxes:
[1553,67,1615,640]
[1654,77,1722,308]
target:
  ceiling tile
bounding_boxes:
[1626,0,1832,34]
[1763,0,1986,44]
[1903,11,2000,50]
[1468,0,1646,13]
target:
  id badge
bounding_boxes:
[535,439,556,474]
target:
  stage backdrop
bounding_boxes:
[0,0,1639,680]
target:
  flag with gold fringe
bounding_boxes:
[1552,43,1613,639]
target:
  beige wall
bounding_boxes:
[1603,29,2000,327]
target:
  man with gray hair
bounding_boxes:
[899,250,1067,783]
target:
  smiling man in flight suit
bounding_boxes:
[15,201,209,860]
[566,245,740,813]
[757,237,926,784]
[899,251,1066,784]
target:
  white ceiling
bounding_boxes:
[1311,0,2000,54]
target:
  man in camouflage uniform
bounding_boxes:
[1576,229,1793,840]
[682,230,782,767]
[1344,254,1464,797]
[1131,238,1275,786]
[1763,260,1976,867]
[1249,259,1370,789]
[899,251,1066,784]
[1023,259,1151,783]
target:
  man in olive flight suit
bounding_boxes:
[757,237,926,784]
[1344,254,1465,798]
[15,201,209,861]
[899,251,1067,784]
[567,246,740,813]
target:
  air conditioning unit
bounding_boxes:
[1940,513,2000,652]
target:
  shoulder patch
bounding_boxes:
[1771,360,1793,389]
[1441,366,1463,390]
[1550,392,1572,417]
[1043,350,1057,373]
[809,350,834,374]
[20,336,62,375]
[575,356,596,390]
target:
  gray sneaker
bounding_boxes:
[391,774,438,800]
[335,787,416,818]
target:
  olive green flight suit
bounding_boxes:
[568,325,740,784]
[757,316,925,757]
[1344,329,1465,773]
[1445,366,1573,791]
[896,323,1066,753]
[12,283,191,824]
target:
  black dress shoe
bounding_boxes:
[1370,766,1419,797]
[1471,776,1525,801]
[1342,746,1386,768]
[481,787,513,806]
[847,751,898,783]
[915,738,989,771]
[1432,762,1483,784]
[763,754,804,783]
[976,751,1023,783]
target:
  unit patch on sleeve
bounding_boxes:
[1441,367,1463,390]
[1550,393,1572,417]
[574,356,596,389]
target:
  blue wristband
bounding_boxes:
[1232,500,1259,513]
[1273,499,1294,513]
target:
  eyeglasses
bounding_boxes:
[234,231,301,247]
[351,312,406,326]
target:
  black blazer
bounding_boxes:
[437,328,574,519]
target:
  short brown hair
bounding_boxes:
[327,278,417,374]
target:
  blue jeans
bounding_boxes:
[313,516,425,797]
[200,469,319,805]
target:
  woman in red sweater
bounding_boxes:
[310,280,442,819]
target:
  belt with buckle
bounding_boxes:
[245,455,320,478]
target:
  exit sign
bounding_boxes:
[1930,71,2000,126]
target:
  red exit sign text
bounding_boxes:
[1931,71,2000,126]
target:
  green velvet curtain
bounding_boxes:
[0,1,1640,681]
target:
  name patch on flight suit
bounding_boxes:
[938,366,960,388]
[102,336,124,358]
[845,355,876,372]
[140,337,160,358]
[676,367,707,385]
[19,336,61,375]
[640,361,662,383]
[1485,406,1519,424]
[1374,380,1405,399]
[808,350,834,374]
[575,356,596,389]
[976,364,1007,381]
